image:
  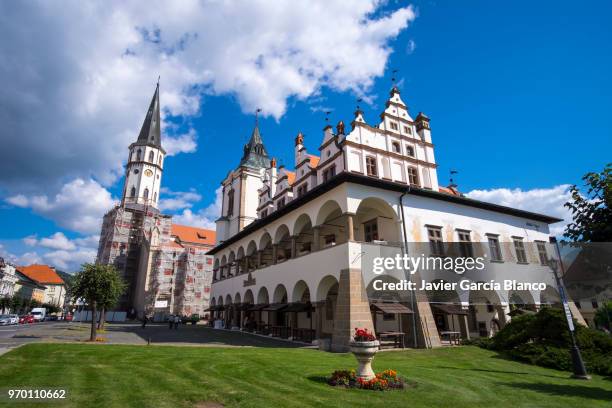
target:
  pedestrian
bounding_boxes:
[142,315,148,329]
[174,315,180,330]
[168,314,174,329]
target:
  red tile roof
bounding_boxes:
[286,171,296,186]
[439,186,462,196]
[308,155,320,168]
[18,264,64,285]
[171,224,216,247]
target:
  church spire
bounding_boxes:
[136,81,163,151]
[240,122,270,168]
[239,110,270,169]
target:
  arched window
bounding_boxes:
[153,192,157,202]
[227,190,234,217]
[130,187,136,198]
[143,188,149,201]
[148,151,154,162]
[158,155,163,166]
[136,149,142,161]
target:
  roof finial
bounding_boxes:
[356,98,363,112]
[255,108,262,127]
[449,169,458,188]
[157,75,160,86]
[325,111,331,124]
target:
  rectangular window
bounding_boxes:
[403,125,412,134]
[408,167,419,186]
[536,241,548,265]
[406,146,415,157]
[427,226,444,256]
[457,230,473,257]
[322,165,336,182]
[366,156,378,177]
[277,198,286,209]
[389,122,398,130]
[226,190,234,217]
[488,235,503,261]
[591,300,598,309]
[392,141,401,153]
[383,313,395,321]
[363,219,379,242]
[261,209,268,218]
[513,238,528,263]
[297,184,307,197]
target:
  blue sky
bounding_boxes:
[0,1,610,271]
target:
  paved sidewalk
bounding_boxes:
[0,321,311,349]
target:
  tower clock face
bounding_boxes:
[144,169,153,177]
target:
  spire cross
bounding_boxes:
[391,69,398,87]
[356,98,363,112]
[450,169,458,187]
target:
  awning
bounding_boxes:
[284,302,313,313]
[247,304,268,312]
[263,303,288,312]
[431,304,468,315]
[371,302,413,314]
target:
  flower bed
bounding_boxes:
[327,369,407,391]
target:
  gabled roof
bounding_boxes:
[171,224,216,247]
[18,264,64,285]
[135,82,163,151]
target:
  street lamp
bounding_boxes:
[548,237,591,380]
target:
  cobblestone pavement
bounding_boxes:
[0,321,311,354]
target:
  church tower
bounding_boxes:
[122,82,165,209]
[216,122,270,243]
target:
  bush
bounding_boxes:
[476,307,612,376]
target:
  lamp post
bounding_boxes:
[548,237,590,380]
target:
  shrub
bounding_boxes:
[478,307,612,376]
[327,369,405,391]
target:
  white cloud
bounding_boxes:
[172,186,222,229]
[6,178,116,234]
[159,188,202,211]
[465,185,572,236]
[164,129,198,156]
[0,1,415,194]
[25,232,77,251]
[43,248,97,271]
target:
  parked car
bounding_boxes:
[0,314,16,325]
[19,315,35,324]
[64,313,73,322]
[46,315,59,321]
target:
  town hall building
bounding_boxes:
[209,85,585,351]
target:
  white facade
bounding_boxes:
[123,144,164,208]
[0,259,18,299]
[210,86,570,350]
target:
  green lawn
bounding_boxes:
[0,344,611,407]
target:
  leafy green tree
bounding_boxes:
[0,297,9,313]
[72,264,126,341]
[564,163,612,242]
[10,296,21,314]
[594,301,612,331]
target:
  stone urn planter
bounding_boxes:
[349,340,380,380]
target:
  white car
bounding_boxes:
[0,314,18,325]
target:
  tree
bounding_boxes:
[71,264,126,341]
[564,163,612,242]
[594,301,612,332]
[10,296,21,314]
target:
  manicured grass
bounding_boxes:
[1,344,611,407]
